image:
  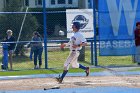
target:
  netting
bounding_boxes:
[0,0,137,71]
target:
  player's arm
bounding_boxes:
[60,43,66,48]
[60,42,71,48]
[79,42,87,46]
[60,40,72,48]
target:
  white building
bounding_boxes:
[27,0,79,8]
[24,0,88,8]
[0,0,88,11]
[0,0,4,11]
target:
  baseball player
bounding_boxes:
[56,22,90,83]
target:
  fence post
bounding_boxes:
[94,0,98,66]
[43,0,48,69]
[92,0,98,66]
[91,40,94,65]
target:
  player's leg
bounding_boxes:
[56,67,69,83]
[56,52,74,83]
[56,60,71,83]
[71,51,86,69]
[58,69,69,83]
[71,51,90,76]
[79,64,90,76]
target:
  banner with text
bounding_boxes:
[66,9,94,38]
[98,0,140,56]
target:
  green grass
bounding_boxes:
[98,56,135,66]
[129,68,140,71]
[0,68,103,76]
[0,49,138,76]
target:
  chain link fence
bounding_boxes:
[0,0,92,71]
[0,0,137,71]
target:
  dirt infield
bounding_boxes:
[0,75,140,90]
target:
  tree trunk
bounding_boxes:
[78,46,85,61]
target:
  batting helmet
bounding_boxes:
[136,22,140,26]
[72,22,81,30]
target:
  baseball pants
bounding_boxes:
[64,51,80,70]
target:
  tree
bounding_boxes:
[0,0,39,55]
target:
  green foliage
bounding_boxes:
[29,8,67,37]
[0,0,39,40]
[0,0,39,55]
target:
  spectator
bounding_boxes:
[3,29,15,70]
[134,22,140,65]
[31,31,43,69]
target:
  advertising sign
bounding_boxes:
[66,9,94,38]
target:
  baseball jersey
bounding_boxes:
[68,31,86,51]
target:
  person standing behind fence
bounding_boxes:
[3,29,15,70]
[134,22,140,65]
[56,22,90,83]
[31,31,43,69]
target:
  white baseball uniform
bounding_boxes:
[64,31,86,70]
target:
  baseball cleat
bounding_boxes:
[85,67,90,76]
[56,76,63,83]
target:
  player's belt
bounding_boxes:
[72,50,80,51]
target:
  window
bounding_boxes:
[51,0,55,5]
[4,0,9,7]
[35,0,42,6]
[25,0,29,6]
[6,0,9,4]
[5,0,10,5]
[38,0,42,5]
[58,0,65,4]
[68,0,72,4]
